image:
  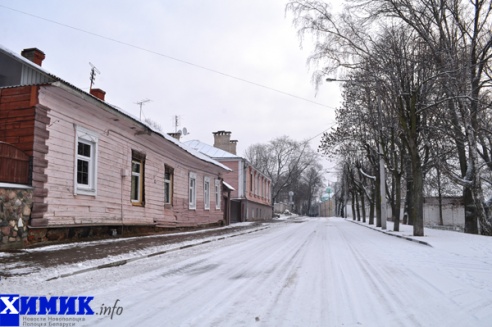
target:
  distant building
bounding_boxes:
[185,131,272,222]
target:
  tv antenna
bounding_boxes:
[173,115,189,136]
[89,62,100,90]
[181,127,189,136]
[173,115,180,132]
[136,99,151,121]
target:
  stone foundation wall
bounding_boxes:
[0,186,33,249]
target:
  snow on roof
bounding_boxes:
[184,140,241,159]
[0,45,230,172]
[151,132,232,172]
[222,181,235,191]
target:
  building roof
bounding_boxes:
[222,181,235,191]
[185,140,241,159]
[0,45,231,172]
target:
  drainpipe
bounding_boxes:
[243,160,249,221]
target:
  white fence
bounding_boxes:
[345,197,465,229]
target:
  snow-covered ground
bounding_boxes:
[0,222,261,278]
[2,217,492,326]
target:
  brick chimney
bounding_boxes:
[90,88,106,101]
[21,48,46,66]
[213,131,238,154]
[229,140,238,155]
[167,132,181,141]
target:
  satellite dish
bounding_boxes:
[182,127,189,135]
[178,129,182,134]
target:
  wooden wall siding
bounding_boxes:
[0,142,30,184]
[0,86,38,155]
[39,86,226,228]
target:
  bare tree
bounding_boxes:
[351,0,492,233]
[245,136,323,211]
[288,0,492,235]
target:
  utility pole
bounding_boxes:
[377,96,387,230]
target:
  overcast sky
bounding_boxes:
[0,0,341,173]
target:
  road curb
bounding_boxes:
[46,226,269,281]
[348,220,432,247]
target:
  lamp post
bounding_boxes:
[326,77,386,229]
[377,96,387,229]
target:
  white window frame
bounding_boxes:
[74,126,98,196]
[131,158,144,205]
[204,177,210,210]
[189,172,197,209]
[164,165,173,205]
[215,179,221,210]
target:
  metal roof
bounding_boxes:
[184,140,241,159]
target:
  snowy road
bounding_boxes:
[4,218,492,326]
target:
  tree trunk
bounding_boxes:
[447,98,477,234]
[351,192,356,220]
[369,186,375,225]
[412,162,424,236]
[360,189,366,223]
[355,191,361,221]
[466,125,492,235]
[393,170,401,232]
[375,168,382,227]
[404,156,413,225]
[437,166,443,226]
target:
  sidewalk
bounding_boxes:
[347,218,492,260]
[0,222,269,280]
[349,219,433,246]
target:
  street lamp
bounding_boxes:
[325,77,387,229]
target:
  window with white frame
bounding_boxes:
[189,172,196,209]
[131,150,145,206]
[204,177,210,210]
[75,126,98,196]
[215,179,221,210]
[164,165,174,205]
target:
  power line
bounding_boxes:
[0,4,336,109]
[307,122,337,142]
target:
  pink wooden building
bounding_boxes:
[0,46,231,244]
[186,131,272,222]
